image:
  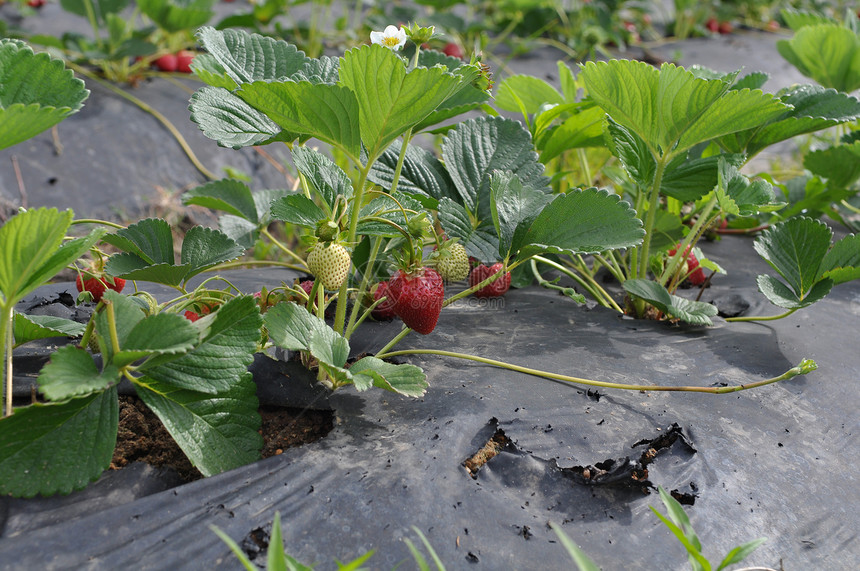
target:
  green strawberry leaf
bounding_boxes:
[112,312,198,368]
[59,0,129,22]
[515,189,644,260]
[12,312,86,347]
[137,0,215,33]
[606,118,656,190]
[0,388,118,497]
[624,279,718,325]
[350,356,427,397]
[102,218,175,265]
[368,140,457,205]
[0,208,104,305]
[189,86,285,149]
[94,290,147,365]
[0,39,89,151]
[140,296,261,394]
[819,233,860,285]
[338,43,471,160]
[756,274,832,309]
[189,53,237,90]
[715,157,781,217]
[136,373,261,477]
[308,327,349,369]
[264,302,327,352]
[38,345,120,401]
[237,80,362,159]
[181,225,245,275]
[719,85,860,157]
[196,27,310,85]
[804,140,860,189]
[753,217,833,300]
[182,178,259,222]
[494,74,564,116]
[537,105,606,162]
[270,194,327,228]
[580,60,787,160]
[437,197,500,264]
[489,171,552,260]
[104,221,243,287]
[290,145,354,211]
[442,116,549,216]
[357,192,426,237]
[776,24,860,92]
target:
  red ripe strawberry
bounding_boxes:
[705,18,719,33]
[668,245,706,286]
[370,281,397,321]
[442,42,464,59]
[184,304,212,322]
[76,273,126,303]
[176,50,194,73]
[469,263,511,298]
[718,21,733,35]
[26,0,45,7]
[153,54,178,72]
[388,268,444,335]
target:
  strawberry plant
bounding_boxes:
[492,58,860,324]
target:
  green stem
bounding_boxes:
[375,325,412,357]
[1,303,12,417]
[658,195,718,287]
[532,256,619,311]
[389,129,413,196]
[375,348,816,394]
[71,218,126,230]
[637,155,670,279]
[346,237,382,338]
[725,308,799,322]
[69,64,218,181]
[105,300,121,356]
[207,259,307,273]
[576,148,592,186]
[81,0,103,51]
[336,165,373,335]
[260,227,308,270]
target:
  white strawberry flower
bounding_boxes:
[370,25,407,51]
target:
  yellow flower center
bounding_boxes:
[383,36,401,48]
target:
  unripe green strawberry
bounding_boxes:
[434,242,470,282]
[308,242,351,291]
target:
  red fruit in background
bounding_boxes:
[668,245,706,286]
[766,20,779,32]
[706,18,719,33]
[388,268,444,335]
[370,281,397,321]
[469,263,511,298]
[76,274,126,303]
[298,280,315,296]
[176,50,194,73]
[27,0,45,7]
[183,304,212,322]
[718,21,733,35]
[442,42,464,59]
[153,53,178,72]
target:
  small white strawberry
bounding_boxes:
[433,242,470,282]
[308,242,351,290]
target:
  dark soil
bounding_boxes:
[112,395,333,482]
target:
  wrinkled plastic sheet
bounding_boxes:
[1,236,858,570]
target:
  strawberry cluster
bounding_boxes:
[75,271,126,302]
[152,51,195,73]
